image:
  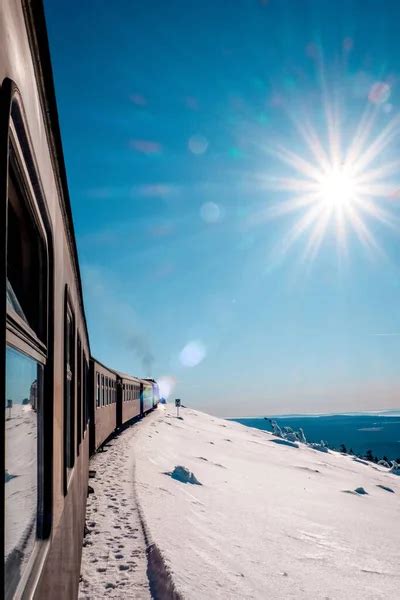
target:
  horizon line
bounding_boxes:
[227,408,400,420]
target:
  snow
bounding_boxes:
[133,404,400,600]
[79,425,151,599]
[5,403,37,568]
[79,404,400,599]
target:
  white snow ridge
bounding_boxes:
[80,405,400,599]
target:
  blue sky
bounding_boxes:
[45,0,400,416]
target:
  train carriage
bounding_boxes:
[143,378,160,409]
[90,359,117,453]
[141,379,155,414]
[116,372,141,428]
[1,1,90,598]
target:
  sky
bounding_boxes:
[44,0,400,417]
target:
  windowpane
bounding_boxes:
[5,346,42,596]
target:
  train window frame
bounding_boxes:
[76,335,82,455]
[82,355,88,432]
[63,289,75,494]
[1,84,55,597]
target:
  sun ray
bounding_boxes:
[302,205,332,263]
[276,203,325,257]
[274,145,325,181]
[292,118,331,173]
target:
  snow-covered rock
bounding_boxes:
[169,465,202,485]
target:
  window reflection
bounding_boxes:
[5,346,41,597]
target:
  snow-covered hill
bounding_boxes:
[133,404,400,600]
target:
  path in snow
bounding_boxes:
[79,421,151,600]
[133,404,400,600]
[5,404,37,566]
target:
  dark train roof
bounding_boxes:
[115,370,142,383]
[22,1,90,352]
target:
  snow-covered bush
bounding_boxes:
[389,461,400,476]
[308,441,329,453]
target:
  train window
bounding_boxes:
[96,372,100,408]
[64,296,75,489]
[5,348,43,596]
[85,359,89,427]
[83,356,88,430]
[4,160,49,594]
[7,174,47,341]
[81,353,85,432]
[77,337,82,453]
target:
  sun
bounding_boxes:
[255,104,400,263]
[317,165,358,209]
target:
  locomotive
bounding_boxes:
[1,2,159,598]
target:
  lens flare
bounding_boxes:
[179,340,206,367]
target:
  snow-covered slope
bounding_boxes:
[134,404,400,600]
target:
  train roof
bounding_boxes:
[90,357,118,376]
[23,2,90,352]
[115,371,142,383]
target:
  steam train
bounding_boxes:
[1,2,158,598]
